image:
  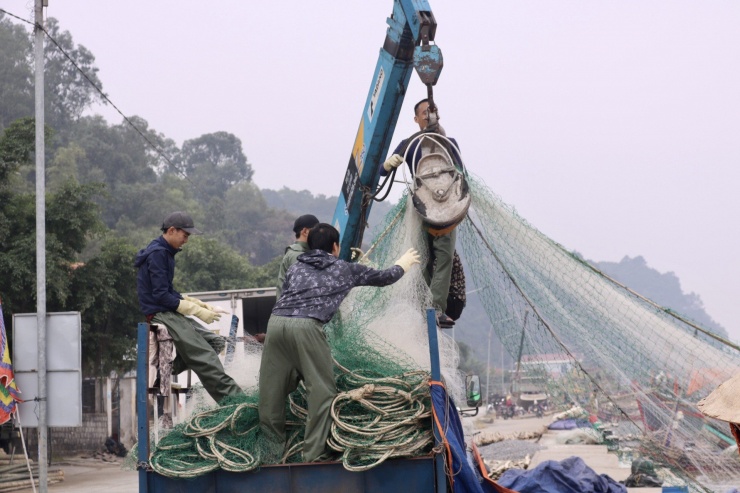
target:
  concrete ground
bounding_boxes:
[466,411,662,493]
[13,457,137,493]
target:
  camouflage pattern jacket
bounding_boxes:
[272,250,404,323]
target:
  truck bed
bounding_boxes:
[143,455,438,493]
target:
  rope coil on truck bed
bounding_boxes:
[145,360,434,477]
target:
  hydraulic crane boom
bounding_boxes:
[330,0,443,260]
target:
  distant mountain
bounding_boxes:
[591,255,728,340]
[261,187,395,236]
[261,187,337,223]
[453,253,730,374]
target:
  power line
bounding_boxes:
[0,7,196,188]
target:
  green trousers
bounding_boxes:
[151,311,242,403]
[424,229,457,312]
[258,316,337,462]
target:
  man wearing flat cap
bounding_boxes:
[276,214,320,299]
[135,211,244,403]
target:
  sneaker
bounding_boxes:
[436,312,455,329]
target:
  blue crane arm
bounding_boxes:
[331,0,441,260]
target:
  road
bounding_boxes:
[14,458,137,493]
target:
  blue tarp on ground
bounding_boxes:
[548,418,591,430]
[498,456,627,493]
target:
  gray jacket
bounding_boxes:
[276,241,309,299]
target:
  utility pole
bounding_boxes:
[485,327,491,410]
[500,343,505,394]
[34,0,49,491]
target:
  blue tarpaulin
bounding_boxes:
[548,418,592,430]
[498,456,627,493]
[430,381,517,493]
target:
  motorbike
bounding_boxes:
[498,405,515,420]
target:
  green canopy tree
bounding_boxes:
[68,238,140,377]
[0,180,105,334]
[220,181,294,264]
[69,115,187,230]
[42,18,104,136]
[178,132,253,202]
[0,118,106,342]
[174,236,278,293]
[0,14,33,133]
[47,142,83,192]
[0,117,53,188]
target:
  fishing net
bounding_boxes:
[136,196,463,476]
[137,173,738,492]
[458,174,740,492]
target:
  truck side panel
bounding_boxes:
[146,457,436,492]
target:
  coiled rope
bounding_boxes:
[147,361,434,477]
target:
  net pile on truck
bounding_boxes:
[134,195,464,476]
[135,173,739,492]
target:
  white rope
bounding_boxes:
[13,409,36,493]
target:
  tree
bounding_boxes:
[261,187,395,234]
[0,181,104,331]
[174,236,277,293]
[0,117,53,186]
[42,18,104,135]
[68,238,140,377]
[220,181,294,264]
[261,187,338,221]
[47,142,83,191]
[68,116,184,229]
[0,116,104,314]
[0,14,33,132]
[178,132,253,201]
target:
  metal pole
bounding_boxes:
[500,344,505,394]
[485,328,491,410]
[34,1,48,491]
[137,323,150,493]
[426,309,446,493]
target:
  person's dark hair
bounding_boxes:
[414,98,429,116]
[292,214,319,238]
[307,223,340,253]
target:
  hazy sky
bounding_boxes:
[4,1,739,341]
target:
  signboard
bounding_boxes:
[13,312,82,427]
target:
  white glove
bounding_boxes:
[183,295,228,314]
[351,248,364,262]
[177,299,221,324]
[394,248,421,273]
[382,154,404,172]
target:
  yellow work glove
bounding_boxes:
[176,299,221,324]
[382,154,404,172]
[394,248,421,273]
[183,295,228,314]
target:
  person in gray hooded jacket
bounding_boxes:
[258,223,420,462]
